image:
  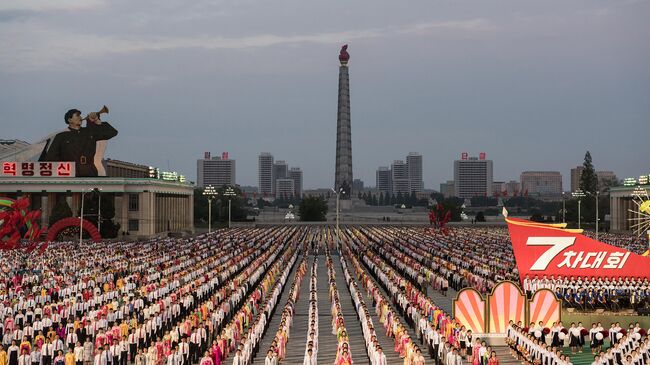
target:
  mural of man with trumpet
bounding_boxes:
[41,106,118,177]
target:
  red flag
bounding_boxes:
[524,189,528,197]
[506,217,650,282]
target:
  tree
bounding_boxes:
[49,199,72,226]
[579,151,598,194]
[379,192,385,206]
[83,192,120,238]
[299,196,328,221]
[475,211,486,222]
[371,194,378,206]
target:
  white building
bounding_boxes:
[197,153,235,188]
[391,160,410,195]
[453,155,493,198]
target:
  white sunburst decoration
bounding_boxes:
[628,186,650,238]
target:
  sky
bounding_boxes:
[1,0,648,189]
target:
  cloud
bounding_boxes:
[0,9,37,22]
[0,18,491,71]
[0,0,105,12]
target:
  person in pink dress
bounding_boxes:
[199,351,213,365]
[472,338,482,365]
[210,340,222,365]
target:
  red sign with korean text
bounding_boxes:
[506,217,650,281]
[1,162,76,178]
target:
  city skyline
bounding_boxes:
[1,1,647,189]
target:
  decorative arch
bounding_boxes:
[528,289,561,328]
[488,280,526,333]
[45,217,101,242]
[453,287,486,333]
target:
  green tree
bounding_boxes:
[83,191,120,238]
[299,196,328,221]
[378,192,385,206]
[371,194,378,206]
[475,211,486,222]
[579,151,598,194]
[49,199,72,226]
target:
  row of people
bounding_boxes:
[325,250,353,365]
[302,256,319,365]
[342,242,421,364]
[264,254,306,364]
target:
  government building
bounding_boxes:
[0,159,194,239]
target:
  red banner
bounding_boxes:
[506,217,650,281]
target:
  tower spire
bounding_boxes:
[335,44,352,199]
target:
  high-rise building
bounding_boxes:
[570,166,584,192]
[391,160,410,195]
[258,153,274,197]
[352,179,364,192]
[288,167,303,197]
[376,167,392,194]
[197,152,235,188]
[505,180,521,196]
[406,152,423,193]
[520,171,562,197]
[453,154,493,198]
[491,181,505,196]
[334,45,353,199]
[275,178,295,198]
[272,160,288,196]
[440,180,455,198]
[597,171,618,192]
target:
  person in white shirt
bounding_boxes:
[302,348,315,365]
[30,347,42,365]
[263,350,277,365]
[74,343,85,365]
[374,346,387,365]
[231,349,243,365]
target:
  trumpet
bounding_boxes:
[82,105,109,121]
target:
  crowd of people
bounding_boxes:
[0,225,647,365]
[357,226,648,313]
[521,275,650,312]
[507,320,650,365]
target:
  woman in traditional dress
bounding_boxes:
[488,351,499,365]
[199,351,213,365]
[210,340,222,365]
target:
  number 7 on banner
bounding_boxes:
[526,237,576,270]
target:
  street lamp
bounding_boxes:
[96,188,102,233]
[562,192,566,223]
[223,186,236,229]
[594,190,600,241]
[331,187,343,249]
[572,190,586,229]
[202,185,218,234]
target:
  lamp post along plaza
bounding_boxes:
[224,186,237,229]
[331,187,343,249]
[562,192,566,223]
[596,190,600,241]
[572,190,586,229]
[202,185,218,234]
